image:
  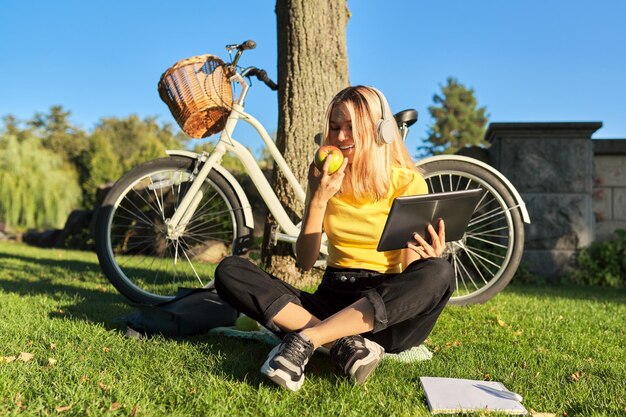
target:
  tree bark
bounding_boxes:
[261,0,350,286]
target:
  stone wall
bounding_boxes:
[592,139,626,240]
[485,122,602,279]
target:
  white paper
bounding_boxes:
[420,377,528,415]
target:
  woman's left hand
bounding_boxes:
[407,218,446,259]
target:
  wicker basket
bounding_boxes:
[158,55,233,138]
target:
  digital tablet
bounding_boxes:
[376,188,484,252]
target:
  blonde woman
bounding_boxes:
[215,86,453,391]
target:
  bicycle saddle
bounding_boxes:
[394,109,418,128]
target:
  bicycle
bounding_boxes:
[95,40,531,307]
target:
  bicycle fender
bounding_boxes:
[416,154,531,224]
[165,150,255,230]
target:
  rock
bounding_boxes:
[23,229,62,248]
[191,240,229,263]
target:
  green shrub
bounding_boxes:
[512,262,546,285]
[568,229,626,288]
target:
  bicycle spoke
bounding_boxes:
[469,213,509,233]
[111,212,155,228]
[473,192,492,213]
[459,242,500,274]
[183,221,233,238]
[117,240,157,255]
[455,175,462,190]
[469,204,521,229]
[115,236,160,256]
[466,234,509,250]
[130,186,165,221]
[150,177,166,222]
[452,255,461,294]
[187,186,222,216]
[113,235,159,250]
[463,243,507,260]
[456,250,486,289]
[179,238,204,286]
[183,206,236,228]
[466,224,509,237]
[118,195,158,227]
[454,252,478,292]
[438,174,445,192]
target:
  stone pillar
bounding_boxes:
[486,122,602,279]
[593,139,626,240]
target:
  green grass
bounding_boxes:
[0,241,624,416]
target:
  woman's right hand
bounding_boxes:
[307,156,349,207]
[296,156,348,270]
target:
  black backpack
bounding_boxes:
[120,287,237,338]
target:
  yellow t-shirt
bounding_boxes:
[323,167,428,273]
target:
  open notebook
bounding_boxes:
[420,377,527,415]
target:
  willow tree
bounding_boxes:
[261,0,350,285]
[0,136,81,230]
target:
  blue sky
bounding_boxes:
[1,1,625,156]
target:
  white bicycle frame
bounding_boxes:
[164,72,325,254]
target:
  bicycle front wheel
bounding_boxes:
[418,159,525,305]
[95,156,249,305]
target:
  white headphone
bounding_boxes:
[369,86,396,144]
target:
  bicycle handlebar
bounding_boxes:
[226,40,256,52]
[226,40,257,73]
[243,67,278,91]
[225,40,277,90]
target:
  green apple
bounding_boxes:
[314,145,344,174]
[234,314,260,331]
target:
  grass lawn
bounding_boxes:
[0,241,624,416]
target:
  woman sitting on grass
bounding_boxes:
[215,85,453,391]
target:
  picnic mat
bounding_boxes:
[208,326,432,363]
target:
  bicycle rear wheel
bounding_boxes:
[95,156,250,305]
[418,159,525,305]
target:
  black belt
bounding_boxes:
[322,267,387,288]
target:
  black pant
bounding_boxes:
[214,256,454,353]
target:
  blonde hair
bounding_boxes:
[322,85,418,202]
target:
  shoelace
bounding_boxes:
[279,334,312,365]
[332,336,364,371]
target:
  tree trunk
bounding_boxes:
[261,0,350,286]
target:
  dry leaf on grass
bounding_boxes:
[2,356,16,363]
[131,404,139,417]
[530,409,556,417]
[17,352,34,362]
[48,358,57,366]
[444,340,462,349]
[497,318,508,327]
[98,382,108,391]
[55,405,72,412]
[568,370,584,382]
[111,402,121,411]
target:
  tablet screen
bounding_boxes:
[377,188,484,252]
